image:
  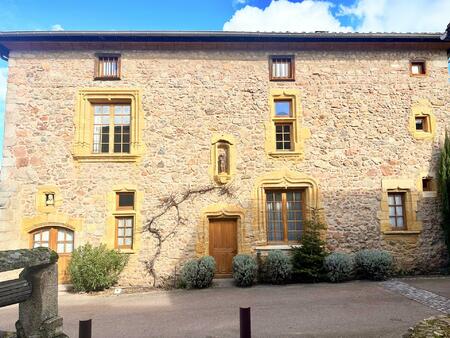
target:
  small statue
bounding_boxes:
[45,193,55,206]
[218,147,228,174]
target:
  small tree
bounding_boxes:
[291,208,328,282]
[438,131,450,259]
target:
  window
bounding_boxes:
[114,191,135,250]
[31,227,74,254]
[422,177,434,192]
[95,54,121,80]
[274,100,292,117]
[116,217,133,249]
[269,55,294,81]
[388,192,406,229]
[275,124,292,151]
[415,116,429,132]
[74,89,143,162]
[116,192,134,210]
[93,103,131,154]
[410,60,426,76]
[266,190,304,242]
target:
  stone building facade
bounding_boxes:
[0,31,449,285]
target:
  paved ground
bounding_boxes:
[0,278,449,338]
[399,277,450,299]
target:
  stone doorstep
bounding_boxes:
[212,278,234,288]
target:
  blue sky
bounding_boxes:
[0,0,449,163]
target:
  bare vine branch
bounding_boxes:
[143,184,234,286]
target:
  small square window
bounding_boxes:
[410,61,426,76]
[270,55,294,81]
[422,177,434,192]
[274,100,292,117]
[45,193,55,206]
[95,54,121,80]
[116,192,134,210]
[415,116,430,132]
[275,123,293,151]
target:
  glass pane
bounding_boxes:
[57,243,65,253]
[275,101,291,117]
[42,230,49,241]
[66,243,73,253]
[118,238,124,245]
[118,228,125,236]
[397,217,404,226]
[126,218,133,226]
[389,206,395,216]
[34,233,41,241]
[396,206,403,216]
[41,243,49,248]
[395,195,403,204]
[33,242,40,248]
[125,228,132,236]
[118,194,134,208]
[66,231,73,241]
[388,195,395,204]
[122,144,130,153]
[125,238,132,246]
[57,230,65,241]
[389,216,396,226]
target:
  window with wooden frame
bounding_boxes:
[116,192,135,210]
[114,191,135,250]
[95,54,121,80]
[266,189,305,243]
[93,103,131,154]
[31,227,74,254]
[274,99,294,151]
[269,55,295,81]
[410,60,426,76]
[388,192,406,229]
[116,216,134,249]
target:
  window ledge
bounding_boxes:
[116,249,135,254]
[73,154,140,163]
[382,230,421,235]
[268,151,303,158]
[254,244,300,251]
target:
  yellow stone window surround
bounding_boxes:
[73,88,145,162]
[265,89,310,159]
[408,99,436,140]
[379,178,422,236]
[105,184,143,254]
[208,133,236,185]
[36,185,61,213]
[252,169,321,247]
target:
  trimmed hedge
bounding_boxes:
[232,254,257,287]
[355,249,393,281]
[179,256,216,289]
[324,252,355,283]
[261,250,292,284]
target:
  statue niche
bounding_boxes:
[217,143,230,175]
[210,134,235,185]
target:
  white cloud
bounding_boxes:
[0,67,7,102]
[339,0,450,32]
[51,24,64,31]
[223,0,353,32]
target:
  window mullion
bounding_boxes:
[282,192,288,243]
[109,104,114,154]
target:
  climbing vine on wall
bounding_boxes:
[142,185,234,286]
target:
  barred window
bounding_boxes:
[95,54,121,80]
[270,55,294,81]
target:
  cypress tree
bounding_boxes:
[438,131,450,259]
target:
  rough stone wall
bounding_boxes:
[1,46,449,285]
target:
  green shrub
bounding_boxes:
[68,244,128,292]
[179,256,216,289]
[355,249,393,281]
[291,208,328,282]
[262,250,292,284]
[324,252,355,283]
[232,254,257,287]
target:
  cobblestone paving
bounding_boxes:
[382,280,450,314]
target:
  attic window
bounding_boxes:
[270,55,294,81]
[95,54,121,80]
[410,61,426,76]
[422,177,435,192]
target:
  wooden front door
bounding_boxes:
[30,227,74,284]
[209,218,237,277]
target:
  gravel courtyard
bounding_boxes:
[1,278,449,338]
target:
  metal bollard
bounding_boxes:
[240,307,251,338]
[79,319,92,338]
